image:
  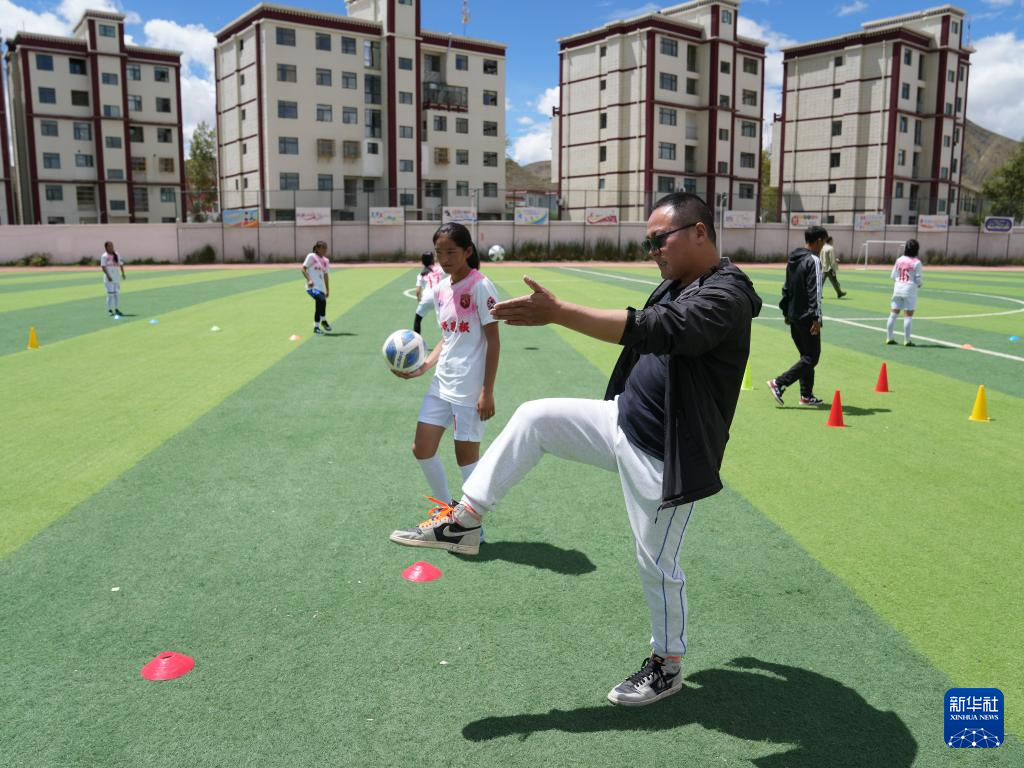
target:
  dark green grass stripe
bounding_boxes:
[3,270,1021,765]
[0,269,215,294]
[0,269,297,357]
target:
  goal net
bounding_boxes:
[859,240,907,269]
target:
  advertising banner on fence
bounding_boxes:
[584,207,619,225]
[296,207,331,226]
[723,210,755,228]
[442,206,478,224]
[789,212,822,228]
[369,207,405,226]
[514,206,549,225]
[223,207,259,228]
[854,212,885,232]
[983,216,1014,234]
[917,215,949,232]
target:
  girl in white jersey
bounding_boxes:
[99,241,126,317]
[413,251,445,336]
[301,241,332,335]
[394,223,501,515]
[886,238,924,347]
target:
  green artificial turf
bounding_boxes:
[0,265,1020,766]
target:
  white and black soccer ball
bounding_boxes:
[382,329,426,373]
[488,244,506,262]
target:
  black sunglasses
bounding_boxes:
[640,222,698,255]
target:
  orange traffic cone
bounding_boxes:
[826,390,846,428]
[875,363,889,393]
[27,326,39,350]
[969,385,989,422]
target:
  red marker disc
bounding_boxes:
[402,561,442,582]
[141,651,195,681]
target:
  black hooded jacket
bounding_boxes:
[779,247,822,323]
[604,258,762,509]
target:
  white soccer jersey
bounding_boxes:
[303,252,330,293]
[416,265,445,292]
[100,252,122,284]
[430,269,499,406]
[891,255,923,298]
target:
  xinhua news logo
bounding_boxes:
[945,688,1003,748]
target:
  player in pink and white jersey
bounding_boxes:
[886,239,923,346]
[413,251,446,335]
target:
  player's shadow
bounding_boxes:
[462,658,917,768]
[453,541,596,575]
[324,331,357,337]
[789,405,891,417]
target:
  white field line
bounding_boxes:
[559,267,1024,363]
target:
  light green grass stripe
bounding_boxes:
[0,268,396,557]
[493,265,1024,736]
[1,269,269,314]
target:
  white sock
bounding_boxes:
[886,313,896,340]
[458,461,478,482]
[904,317,913,342]
[416,456,451,502]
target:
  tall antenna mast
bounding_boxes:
[461,0,469,36]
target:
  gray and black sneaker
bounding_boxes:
[389,498,481,555]
[607,654,683,707]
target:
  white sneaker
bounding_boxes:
[607,655,683,707]
[389,498,481,555]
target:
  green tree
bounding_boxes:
[186,121,218,222]
[760,149,779,222]
[981,140,1024,221]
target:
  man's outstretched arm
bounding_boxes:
[491,276,627,344]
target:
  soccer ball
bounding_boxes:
[382,329,426,373]
[488,244,506,262]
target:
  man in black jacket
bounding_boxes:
[767,226,827,407]
[389,193,762,707]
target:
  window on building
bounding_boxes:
[399,159,414,172]
[316,68,332,86]
[897,149,905,165]
[900,82,910,99]
[952,158,958,174]
[432,115,447,132]
[914,120,922,145]
[899,116,908,133]
[482,120,498,137]
[599,146,608,162]
[399,90,413,104]
[661,38,678,57]
[739,183,755,199]
[45,185,63,201]
[743,57,758,75]
[155,97,171,113]
[75,154,94,168]
[742,89,757,106]
[317,139,335,159]
[280,173,299,190]
[157,127,173,143]
[600,46,607,58]
[687,46,698,73]
[364,40,381,69]
[835,55,844,67]
[39,87,57,104]
[278,100,298,119]
[399,57,413,71]
[342,107,358,124]
[41,120,59,137]
[598,178,606,190]
[317,175,334,192]
[721,60,731,74]
[456,149,469,165]
[36,54,54,70]
[832,120,842,137]
[952,21,959,35]
[130,126,144,142]
[342,71,357,89]
[316,104,333,122]
[160,188,175,203]
[279,137,299,155]
[104,104,121,118]
[154,67,169,83]
[719,128,729,141]
[102,72,118,85]
[456,118,469,134]
[940,166,948,179]
[276,27,295,46]
[483,183,498,197]
[456,181,469,196]
[829,152,840,168]
[316,33,331,51]
[832,88,841,99]
[73,122,91,140]
[399,192,415,206]
[128,95,142,111]
[483,59,498,75]
[43,153,60,169]
[895,182,904,198]
[956,96,962,112]
[658,176,675,193]
[69,58,86,75]
[159,157,175,173]
[99,23,116,37]
[828,183,837,193]
[600,79,607,91]
[483,90,498,106]
[483,151,498,167]
[424,53,441,73]
[365,75,381,104]
[719,95,730,108]
[740,152,756,168]
[341,36,356,54]
[76,186,96,207]
[717,161,729,174]
[741,121,757,138]
[425,180,444,197]
[721,8,732,24]
[903,49,912,66]
[659,108,677,126]
[127,64,141,80]
[659,142,676,161]
[687,78,699,96]
[399,125,413,139]
[660,73,677,91]
[131,156,147,171]
[365,109,382,137]
[456,54,468,71]
[958,67,965,82]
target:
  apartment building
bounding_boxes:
[552,0,766,222]
[4,11,186,225]
[215,0,507,221]
[772,5,971,225]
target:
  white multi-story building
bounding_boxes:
[4,11,186,225]
[552,0,766,222]
[215,1,507,221]
[771,5,971,225]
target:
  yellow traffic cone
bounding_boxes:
[969,385,989,422]
[27,326,39,350]
[741,362,753,391]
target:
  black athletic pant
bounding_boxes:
[312,295,327,323]
[776,319,820,398]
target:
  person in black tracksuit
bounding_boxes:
[767,225,828,406]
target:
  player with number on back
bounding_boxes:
[886,239,923,347]
[391,223,501,527]
[302,240,332,336]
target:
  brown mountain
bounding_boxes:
[961,119,1020,191]
[505,159,555,192]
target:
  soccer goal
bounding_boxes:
[859,240,906,269]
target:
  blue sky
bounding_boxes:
[3,0,1023,161]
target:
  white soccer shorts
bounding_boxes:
[418,391,486,443]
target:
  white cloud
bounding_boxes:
[142,18,215,74]
[737,17,797,148]
[965,32,1024,140]
[511,126,552,164]
[602,3,659,22]
[56,0,118,27]
[517,116,535,126]
[837,1,867,17]
[535,86,559,116]
[0,0,68,37]
[982,0,1013,6]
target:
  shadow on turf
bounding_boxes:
[463,657,916,767]
[786,405,891,417]
[323,331,357,337]
[452,541,596,575]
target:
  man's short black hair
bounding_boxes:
[905,238,920,257]
[652,192,717,245]
[805,225,829,244]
